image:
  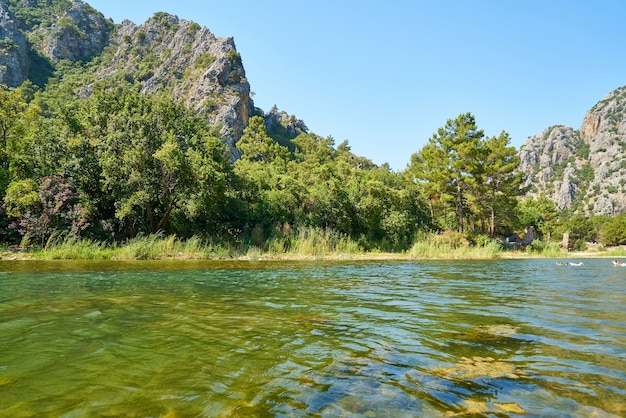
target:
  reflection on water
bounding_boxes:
[0,259,625,416]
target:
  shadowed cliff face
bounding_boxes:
[0,1,30,87]
[0,0,113,87]
[518,86,626,215]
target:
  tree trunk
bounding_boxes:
[457,181,463,232]
[428,198,434,222]
[489,189,497,237]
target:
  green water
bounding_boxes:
[0,259,624,417]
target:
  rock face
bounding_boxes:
[0,0,113,87]
[32,0,113,62]
[0,0,287,158]
[264,105,308,138]
[91,13,254,157]
[518,85,626,215]
[262,105,308,147]
[0,1,29,87]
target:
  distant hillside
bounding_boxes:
[518,85,626,215]
[0,0,305,157]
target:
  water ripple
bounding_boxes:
[0,259,624,416]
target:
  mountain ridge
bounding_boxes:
[0,0,307,158]
[1,0,625,216]
[518,85,626,215]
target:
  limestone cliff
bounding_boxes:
[518,85,626,215]
[30,0,113,62]
[0,1,28,86]
[0,0,113,87]
[90,13,254,157]
[0,1,292,158]
[263,105,308,147]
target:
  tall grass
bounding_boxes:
[11,230,623,261]
[409,232,502,259]
[116,234,214,260]
[37,237,111,260]
[525,239,562,257]
[289,227,361,256]
[260,227,362,258]
[604,246,626,257]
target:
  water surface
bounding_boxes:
[0,259,624,416]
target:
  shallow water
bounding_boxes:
[0,259,624,417]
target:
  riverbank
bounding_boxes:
[1,236,625,262]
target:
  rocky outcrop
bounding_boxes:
[519,85,626,215]
[31,0,113,62]
[0,0,112,87]
[0,2,305,159]
[91,13,254,157]
[0,1,29,86]
[264,105,308,139]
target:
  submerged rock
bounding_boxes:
[478,324,520,337]
[494,402,526,414]
[445,400,526,416]
[433,356,523,380]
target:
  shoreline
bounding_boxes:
[1,248,624,262]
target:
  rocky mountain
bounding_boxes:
[519,85,626,215]
[0,1,27,86]
[0,0,306,158]
[0,0,112,86]
[90,12,255,157]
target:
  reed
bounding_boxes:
[603,246,626,257]
[409,232,503,259]
[525,240,562,257]
[287,227,361,257]
[10,230,625,261]
[38,237,112,260]
[115,233,212,260]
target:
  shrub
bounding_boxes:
[194,52,216,69]
[9,175,89,246]
[526,239,561,256]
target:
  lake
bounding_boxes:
[0,259,624,417]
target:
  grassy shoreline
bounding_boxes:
[1,234,625,262]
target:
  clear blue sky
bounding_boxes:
[86,0,626,170]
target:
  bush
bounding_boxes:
[194,52,216,69]
[7,176,89,246]
[601,213,626,246]
[573,239,587,251]
[526,239,561,256]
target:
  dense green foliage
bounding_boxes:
[0,77,624,252]
[406,113,525,237]
[0,81,430,250]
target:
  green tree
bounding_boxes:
[3,178,38,218]
[0,83,67,195]
[80,84,230,237]
[0,85,28,177]
[236,116,290,163]
[407,113,483,232]
[600,213,626,246]
[563,215,593,250]
[475,131,525,236]
[407,142,447,224]
[234,116,301,231]
[515,196,558,239]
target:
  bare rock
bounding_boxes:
[0,1,29,86]
[32,0,113,62]
[93,13,254,157]
[518,85,626,215]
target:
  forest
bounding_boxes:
[2,79,626,256]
